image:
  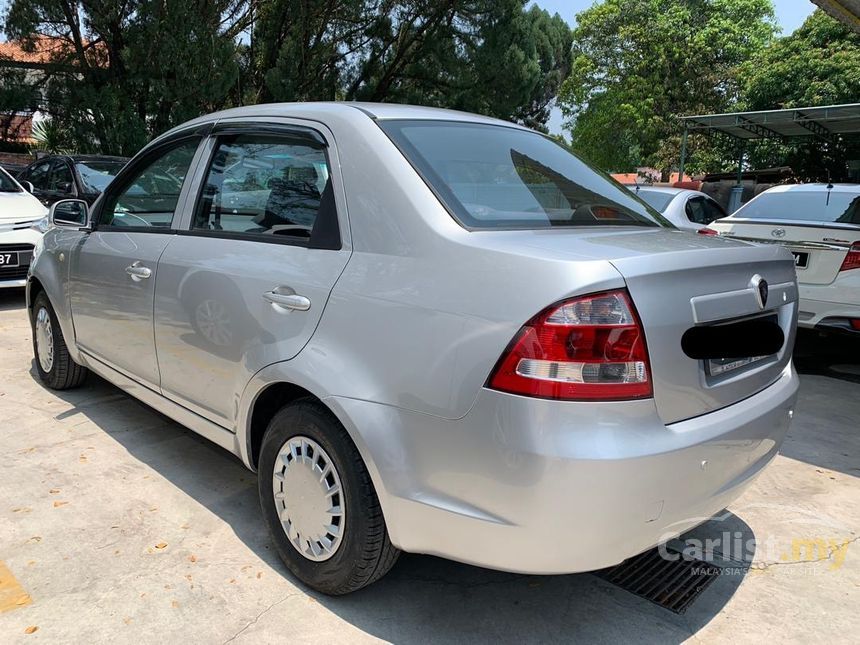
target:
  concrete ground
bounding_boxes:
[0,287,858,644]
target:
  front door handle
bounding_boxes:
[125,262,152,281]
[263,290,311,311]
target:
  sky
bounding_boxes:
[534,0,818,133]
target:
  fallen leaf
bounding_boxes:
[28,536,42,543]
[188,555,197,563]
[123,617,133,625]
[49,488,60,494]
[171,600,179,608]
[149,507,158,512]
[79,454,88,463]
[24,626,38,634]
[154,542,168,550]
[229,578,236,584]
[53,501,69,508]
[256,572,262,579]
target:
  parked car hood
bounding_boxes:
[0,191,47,222]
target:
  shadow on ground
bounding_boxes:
[33,363,753,643]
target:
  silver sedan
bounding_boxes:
[27,103,799,594]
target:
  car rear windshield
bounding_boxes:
[633,189,675,213]
[0,168,21,192]
[733,189,860,225]
[76,160,126,193]
[379,120,667,229]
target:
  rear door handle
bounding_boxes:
[263,291,311,311]
[125,262,152,281]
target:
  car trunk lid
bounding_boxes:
[479,227,798,424]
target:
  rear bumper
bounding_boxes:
[797,278,860,331]
[330,363,798,574]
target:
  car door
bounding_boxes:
[44,159,77,205]
[68,136,204,387]
[153,123,351,428]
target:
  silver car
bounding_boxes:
[27,103,799,595]
[628,186,728,232]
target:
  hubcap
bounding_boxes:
[35,307,54,373]
[272,436,345,562]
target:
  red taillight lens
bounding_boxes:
[488,290,652,401]
[839,243,860,272]
[851,319,860,331]
[697,227,718,235]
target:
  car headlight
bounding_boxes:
[30,216,50,233]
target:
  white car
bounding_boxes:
[628,186,727,232]
[711,183,860,335]
[0,166,48,288]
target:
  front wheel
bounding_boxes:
[258,399,399,595]
[31,291,88,390]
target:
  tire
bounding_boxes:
[31,291,88,390]
[258,399,399,595]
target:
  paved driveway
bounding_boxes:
[0,289,858,643]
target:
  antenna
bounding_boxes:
[826,169,833,205]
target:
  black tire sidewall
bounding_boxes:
[31,292,62,386]
[258,402,379,594]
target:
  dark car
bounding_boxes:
[18,154,128,206]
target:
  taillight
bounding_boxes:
[488,290,652,401]
[697,227,718,235]
[839,243,860,272]
[851,319,860,331]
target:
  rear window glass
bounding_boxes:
[379,120,668,230]
[733,189,860,224]
[633,189,674,213]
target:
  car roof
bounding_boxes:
[154,101,527,145]
[628,186,687,195]
[761,183,860,193]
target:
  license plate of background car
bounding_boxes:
[0,251,19,267]
[597,547,721,614]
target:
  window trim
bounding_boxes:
[48,159,76,196]
[91,134,205,233]
[181,125,341,250]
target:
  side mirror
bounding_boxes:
[50,199,89,228]
[21,180,35,193]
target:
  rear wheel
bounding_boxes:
[258,399,399,595]
[31,291,88,390]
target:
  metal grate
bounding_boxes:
[598,547,721,614]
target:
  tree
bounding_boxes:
[740,10,860,181]
[557,0,777,174]
[2,0,243,155]
[254,0,572,130]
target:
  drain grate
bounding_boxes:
[598,548,721,614]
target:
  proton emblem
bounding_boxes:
[750,274,768,309]
[771,228,786,238]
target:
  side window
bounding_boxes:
[685,197,709,225]
[192,133,331,241]
[26,161,52,190]
[99,139,200,228]
[49,161,74,193]
[703,198,727,223]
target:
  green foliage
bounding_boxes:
[2,0,243,155]
[30,117,70,153]
[254,0,571,131]
[558,0,777,173]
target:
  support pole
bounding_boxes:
[679,123,688,182]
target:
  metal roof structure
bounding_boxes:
[812,0,860,33]
[677,103,860,180]
[680,103,860,144]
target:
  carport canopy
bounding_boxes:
[677,102,860,177]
